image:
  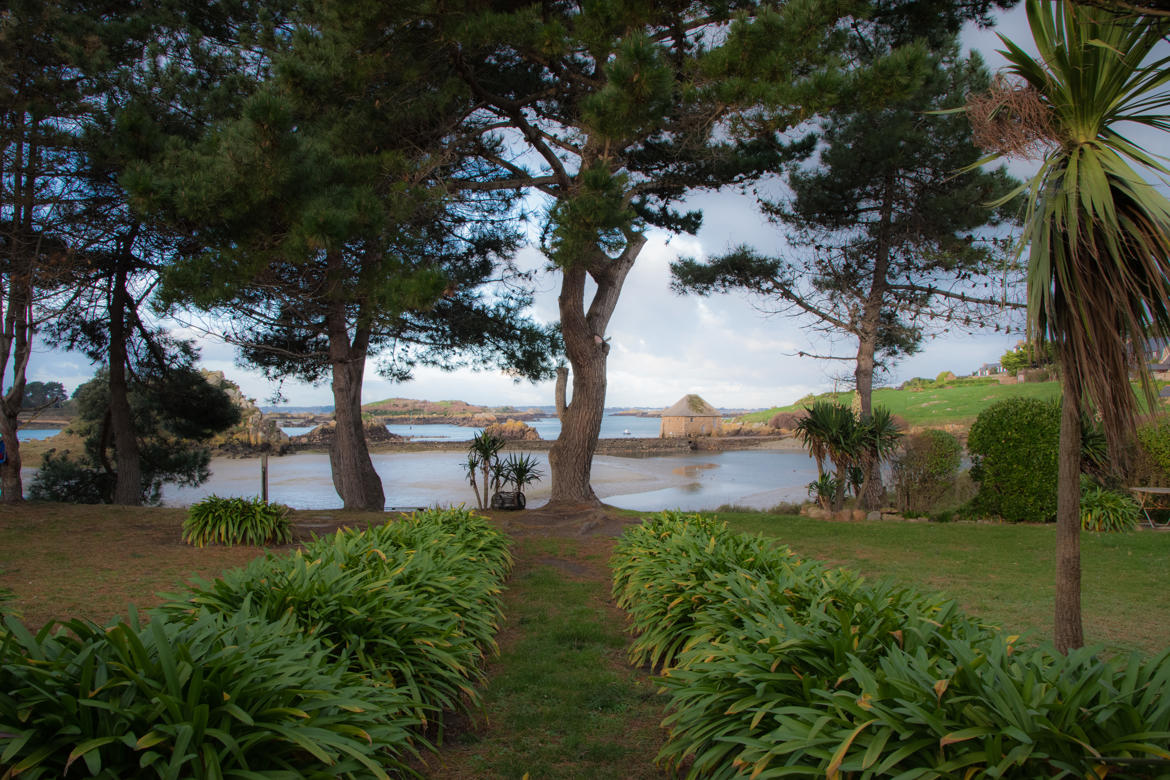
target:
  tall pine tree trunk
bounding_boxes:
[1054,376,1084,653]
[108,260,142,505]
[858,174,894,511]
[548,234,645,507]
[0,415,20,503]
[0,274,33,504]
[327,310,384,511]
[856,324,882,510]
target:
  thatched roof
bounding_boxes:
[662,394,720,418]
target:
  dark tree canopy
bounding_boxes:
[21,381,67,410]
[674,43,1021,407]
[30,368,240,505]
[436,0,1017,507]
[128,0,559,509]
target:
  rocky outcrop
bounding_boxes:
[482,419,541,441]
[362,397,545,425]
[294,421,405,446]
[205,371,291,455]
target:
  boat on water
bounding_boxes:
[623,428,631,435]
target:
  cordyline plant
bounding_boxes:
[966,0,1170,652]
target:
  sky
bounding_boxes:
[25,6,1049,412]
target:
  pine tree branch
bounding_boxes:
[885,283,1025,308]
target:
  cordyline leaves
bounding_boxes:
[978,0,1170,463]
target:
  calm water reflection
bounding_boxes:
[163,448,817,512]
[281,414,663,442]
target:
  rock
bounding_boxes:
[482,419,541,441]
[205,371,291,454]
[866,511,882,522]
[296,421,404,445]
[802,506,829,520]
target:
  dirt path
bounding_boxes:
[416,506,671,779]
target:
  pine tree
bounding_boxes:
[673,42,1021,508]
[129,0,557,510]
[440,0,1014,508]
[0,0,149,502]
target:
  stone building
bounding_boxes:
[660,394,722,438]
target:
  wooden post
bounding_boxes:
[261,452,269,504]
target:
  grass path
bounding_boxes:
[420,534,669,779]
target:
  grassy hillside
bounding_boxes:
[741,378,1063,428]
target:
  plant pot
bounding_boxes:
[490,490,526,510]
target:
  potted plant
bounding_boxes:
[464,432,506,509]
[490,453,544,510]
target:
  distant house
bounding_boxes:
[975,362,1002,377]
[660,394,722,438]
[1146,338,1170,380]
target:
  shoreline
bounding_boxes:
[345,434,806,456]
[15,425,807,463]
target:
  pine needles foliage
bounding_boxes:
[611,512,1170,777]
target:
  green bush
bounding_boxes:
[612,514,1170,778]
[27,451,112,504]
[0,508,511,777]
[1080,482,1140,532]
[182,495,293,546]
[890,429,962,514]
[1136,415,1170,486]
[967,397,1061,522]
[164,508,512,728]
[0,608,419,779]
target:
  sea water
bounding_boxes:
[304,413,664,442]
[161,448,817,512]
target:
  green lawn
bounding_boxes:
[740,379,1062,427]
[424,536,664,779]
[718,512,1170,657]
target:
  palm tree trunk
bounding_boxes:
[1054,379,1084,653]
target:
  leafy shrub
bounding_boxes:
[163,508,512,728]
[0,508,511,777]
[805,472,839,510]
[968,397,1061,522]
[182,494,293,546]
[890,429,962,514]
[1135,415,1170,486]
[899,376,933,390]
[612,514,1170,778]
[0,608,419,778]
[767,411,803,430]
[1080,482,1140,532]
[27,451,112,504]
[1021,366,1053,382]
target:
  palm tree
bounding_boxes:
[467,432,506,509]
[859,407,903,508]
[795,401,837,479]
[972,0,1170,651]
[822,403,862,511]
